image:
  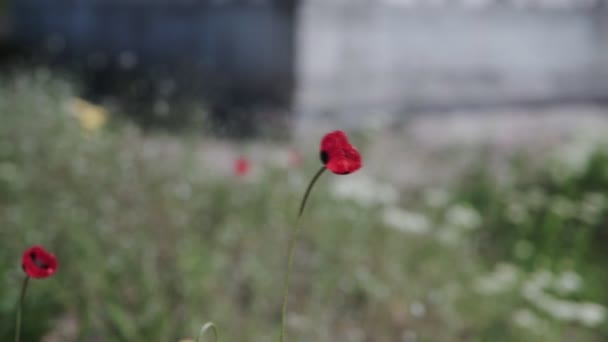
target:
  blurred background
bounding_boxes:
[2,0,608,341]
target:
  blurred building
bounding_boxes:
[298,0,608,123]
[4,0,608,128]
[9,0,296,133]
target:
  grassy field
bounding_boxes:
[1,72,608,341]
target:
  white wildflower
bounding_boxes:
[382,207,431,235]
[553,271,583,295]
[550,196,576,219]
[578,303,607,327]
[526,188,548,209]
[506,202,529,225]
[475,263,519,295]
[445,204,482,230]
[534,295,606,326]
[512,308,540,329]
[580,192,607,225]
[540,297,580,321]
[552,138,596,179]
[330,174,399,207]
[409,301,426,318]
[521,270,553,301]
[520,269,605,327]
[524,279,606,326]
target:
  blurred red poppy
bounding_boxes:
[320,130,362,174]
[234,156,251,176]
[289,148,303,168]
[21,245,58,279]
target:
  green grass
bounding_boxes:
[1,71,608,341]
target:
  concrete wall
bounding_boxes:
[9,1,608,124]
[296,3,608,120]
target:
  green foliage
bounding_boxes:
[1,72,608,341]
[455,145,608,296]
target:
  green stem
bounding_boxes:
[298,167,327,220]
[280,166,326,342]
[197,322,218,342]
[15,275,30,342]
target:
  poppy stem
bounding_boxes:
[14,275,30,342]
[297,166,327,220]
[280,166,326,342]
[197,322,218,342]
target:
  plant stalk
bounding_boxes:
[280,166,326,342]
[15,275,30,342]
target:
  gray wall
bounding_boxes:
[10,1,608,121]
[296,3,608,119]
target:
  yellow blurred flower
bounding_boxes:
[69,98,108,132]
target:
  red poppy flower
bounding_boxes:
[289,148,303,168]
[234,156,251,177]
[21,245,58,279]
[320,130,362,174]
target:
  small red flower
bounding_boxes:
[289,148,303,168]
[21,245,58,279]
[234,156,251,177]
[320,130,362,174]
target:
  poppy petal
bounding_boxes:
[21,245,58,279]
[234,156,251,177]
[319,130,362,175]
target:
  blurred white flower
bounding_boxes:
[553,271,583,295]
[506,201,529,225]
[330,174,399,207]
[521,270,553,301]
[382,207,430,234]
[286,313,312,332]
[580,192,607,225]
[409,301,426,318]
[578,303,607,327]
[445,204,482,230]
[526,188,548,209]
[550,196,576,219]
[475,263,519,295]
[537,295,577,321]
[534,295,606,327]
[552,138,597,179]
[512,308,540,329]
[521,270,606,327]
